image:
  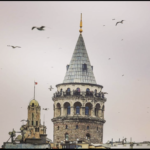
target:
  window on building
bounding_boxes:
[66,125,68,129]
[32,121,34,126]
[87,126,89,130]
[67,106,70,115]
[82,63,87,71]
[36,121,38,126]
[77,88,80,92]
[76,125,78,129]
[85,107,89,115]
[58,126,59,130]
[86,88,90,92]
[67,88,70,92]
[65,133,69,141]
[32,103,34,107]
[35,128,39,132]
[95,89,97,93]
[86,133,90,140]
[76,106,80,114]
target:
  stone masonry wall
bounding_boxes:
[54,121,103,144]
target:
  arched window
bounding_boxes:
[32,103,34,107]
[85,107,89,115]
[66,125,68,129]
[87,126,89,130]
[77,88,80,92]
[95,89,97,93]
[60,89,62,92]
[76,125,78,129]
[86,88,90,92]
[86,133,90,140]
[67,106,70,115]
[76,106,80,114]
[65,133,69,141]
[67,88,70,92]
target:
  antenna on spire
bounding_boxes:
[79,13,83,34]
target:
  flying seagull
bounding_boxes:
[103,25,105,26]
[43,108,49,110]
[103,92,108,94]
[116,20,125,26]
[7,45,21,48]
[21,120,29,122]
[122,74,124,76]
[32,26,45,31]
[112,19,115,20]
[49,85,54,91]
[108,58,111,60]
[121,39,123,41]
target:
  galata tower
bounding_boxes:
[51,14,107,144]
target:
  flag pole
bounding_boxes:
[34,81,35,99]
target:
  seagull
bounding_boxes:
[103,92,108,94]
[112,19,115,20]
[103,25,105,26]
[121,39,123,41]
[7,45,21,48]
[122,74,124,76]
[43,108,49,110]
[116,20,125,26]
[32,26,45,31]
[21,120,29,122]
[108,58,111,60]
[49,85,54,91]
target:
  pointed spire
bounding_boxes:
[63,34,97,84]
[79,13,83,33]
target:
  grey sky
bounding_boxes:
[0,2,150,145]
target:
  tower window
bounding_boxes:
[65,133,69,141]
[85,107,89,115]
[66,125,68,129]
[76,125,78,129]
[36,121,38,126]
[32,121,34,126]
[86,133,90,140]
[67,106,70,115]
[35,128,39,132]
[32,103,34,107]
[82,63,87,71]
[76,106,80,114]
[58,126,59,130]
[87,126,89,130]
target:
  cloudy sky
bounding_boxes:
[0,1,150,146]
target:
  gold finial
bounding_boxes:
[79,13,83,33]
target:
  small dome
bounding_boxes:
[29,99,39,107]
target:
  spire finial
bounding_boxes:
[79,13,83,34]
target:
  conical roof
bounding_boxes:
[63,34,97,84]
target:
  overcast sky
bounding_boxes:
[0,1,150,146]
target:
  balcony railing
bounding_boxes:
[53,90,106,99]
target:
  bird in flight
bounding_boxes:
[116,20,125,26]
[43,108,49,110]
[21,120,29,122]
[121,39,123,41]
[32,26,45,31]
[108,58,111,60]
[103,92,108,94]
[7,45,21,48]
[103,25,105,26]
[122,74,124,76]
[49,85,54,91]
[112,19,115,20]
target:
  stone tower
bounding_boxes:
[51,14,107,144]
[20,99,47,144]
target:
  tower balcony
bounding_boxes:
[52,90,107,101]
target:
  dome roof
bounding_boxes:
[29,99,39,107]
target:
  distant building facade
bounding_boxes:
[51,14,107,145]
